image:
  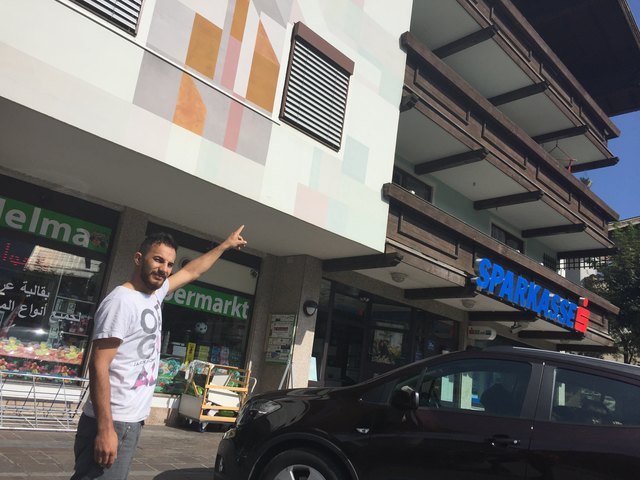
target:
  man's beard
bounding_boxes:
[141,265,165,291]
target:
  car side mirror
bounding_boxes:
[391,386,419,410]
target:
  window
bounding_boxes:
[72,0,143,34]
[543,253,558,271]
[280,23,354,151]
[491,224,524,253]
[360,369,422,405]
[361,358,532,417]
[560,256,609,270]
[418,359,531,417]
[550,368,640,426]
[0,240,106,378]
[393,167,433,203]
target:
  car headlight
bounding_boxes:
[236,399,281,426]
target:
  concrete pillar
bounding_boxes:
[102,207,148,294]
[245,254,322,393]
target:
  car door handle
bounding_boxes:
[486,434,521,447]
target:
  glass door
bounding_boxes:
[323,292,367,386]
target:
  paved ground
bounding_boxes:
[0,424,224,479]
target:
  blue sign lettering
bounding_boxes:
[473,258,585,332]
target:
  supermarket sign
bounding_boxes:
[165,283,251,321]
[0,195,111,253]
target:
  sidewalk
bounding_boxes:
[0,424,223,479]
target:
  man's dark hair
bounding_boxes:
[138,232,178,256]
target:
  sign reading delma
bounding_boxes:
[0,196,111,254]
[165,284,251,321]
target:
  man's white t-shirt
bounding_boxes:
[84,280,170,422]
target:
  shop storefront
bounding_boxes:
[311,279,460,387]
[0,175,119,378]
[146,224,261,395]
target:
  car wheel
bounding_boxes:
[259,449,345,480]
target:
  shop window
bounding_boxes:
[393,167,433,203]
[414,315,459,361]
[0,238,105,378]
[72,0,143,34]
[491,224,524,253]
[551,368,640,426]
[370,303,411,368]
[1,177,117,380]
[280,22,354,151]
[146,224,260,394]
[324,292,368,387]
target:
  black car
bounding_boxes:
[214,346,640,480]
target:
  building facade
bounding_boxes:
[1,0,637,423]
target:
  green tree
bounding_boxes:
[584,223,640,364]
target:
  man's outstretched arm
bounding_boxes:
[168,225,247,293]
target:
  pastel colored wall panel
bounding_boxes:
[342,137,370,183]
[146,0,194,64]
[231,0,250,41]
[198,85,233,146]
[253,0,289,26]
[235,106,272,165]
[173,74,206,135]
[221,36,241,90]
[295,184,329,227]
[224,100,244,151]
[246,22,279,112]
[134,53,182,122]
[185,14,222,79]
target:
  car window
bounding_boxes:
[418,359,531,417]
[361,371,422,404]
[550,368,640,426]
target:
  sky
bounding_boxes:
[587,0,640,221]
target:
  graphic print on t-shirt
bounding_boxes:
[131,301,162,390]
[132,362,156,388]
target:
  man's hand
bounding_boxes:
[221,225,248,251]
[168,225,248,293]
[94,427,118,468]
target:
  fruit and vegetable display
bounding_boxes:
[0,337,83,377]
[155,356,187,394]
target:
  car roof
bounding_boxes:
[474,346,640,378]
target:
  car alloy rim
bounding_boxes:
[272,464,328,480]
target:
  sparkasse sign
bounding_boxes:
[474,258,590,333]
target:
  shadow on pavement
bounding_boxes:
[153,467,215,479]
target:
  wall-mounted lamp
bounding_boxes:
[390,271,408,283]
[461,298,476,309]
[303,300,319,316]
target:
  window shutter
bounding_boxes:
[73,0,143,34]
[281,36,351,150]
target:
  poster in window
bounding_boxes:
[371,329,403,365]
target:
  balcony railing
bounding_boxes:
[383,182,619,332]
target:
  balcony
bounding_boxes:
[333,0,623,351]
[380,182,618,350]
[396,0,620,263]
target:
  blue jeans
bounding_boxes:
[71,414,144,480]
